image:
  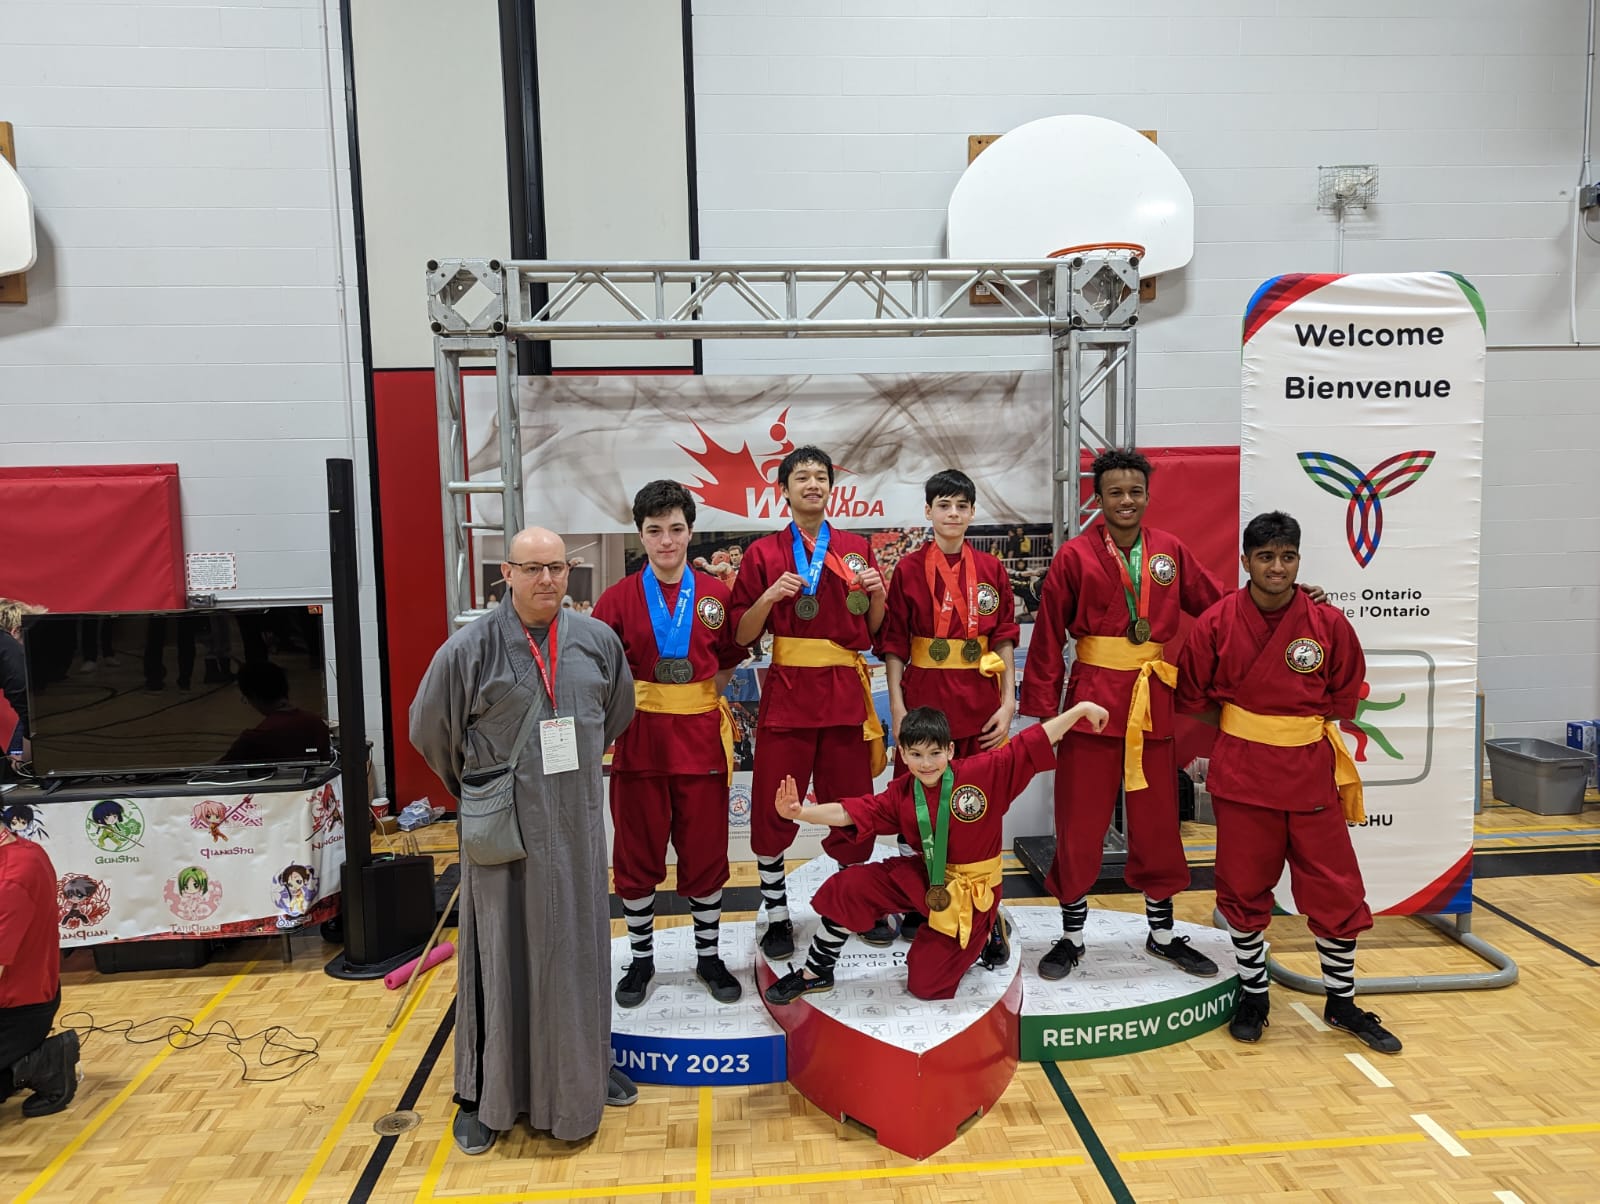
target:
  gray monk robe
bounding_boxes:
[410,599,635,1139]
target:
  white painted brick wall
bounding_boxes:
[691,0,1600,742]
[0,0,384,784]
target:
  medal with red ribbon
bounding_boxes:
[923,544,980,663]
[1101,527,1151,644]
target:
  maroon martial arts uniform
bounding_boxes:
[880,541,1020,764]
[593,569,743,899]
[810,723,1056,999]
[1176,586,1372,941]
[729,524,883,862]
[1020,522,1224,904]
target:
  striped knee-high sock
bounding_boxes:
[757,856,788,923]
[1146,895,1175,946]
[689,891,722,963]
[1316,936,1357,999]
[1061,896,1088,947]
[622,895,655,963]
[805,916,852,979]
[1228,923,1269,994]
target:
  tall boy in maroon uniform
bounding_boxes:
[1177,511,1400,1053]
[593,481,746,1008]
[729,446,891,959]
[1020,448,1225,981]
[764,699,1109,1004]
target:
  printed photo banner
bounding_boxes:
[2,777,347,946]
[462,372,1053,532]
[1241,271,1486,914]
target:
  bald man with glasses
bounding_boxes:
[411,526,637,1156]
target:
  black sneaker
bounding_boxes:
[606,1065,639,1107]
[1038,936,1084,981]
[759,919,794,960]
[1324,997,1403,1055]
[859,916,898,947]
[1145,933,1220,977]
[615,959,655,1009]
[1229,991,1271,1043]
[17,1030,78,1119]
[696,957,743,1004]
[764,966,834,1005]
[899,911,924,941]
[979,911,1011,969]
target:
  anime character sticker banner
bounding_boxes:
[460,372,1053,532]
[21,779,346,945]
[1241,271,1485,915]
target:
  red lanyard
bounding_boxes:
[924,544,978,639]
[798,525,862,587]
[1101,527,1147,621]
[523,620,560,707]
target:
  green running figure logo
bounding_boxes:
[1339,681,1406,762]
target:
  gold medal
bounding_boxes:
[1128,616,1152,644]
[929,638,950,662]
[961,638,982,663]
[925,884,952,912]
[795,595,820,620]
[846,589,870,615]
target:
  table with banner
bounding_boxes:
[1,770,346,957]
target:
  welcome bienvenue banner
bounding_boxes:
[1241,271,1485,914]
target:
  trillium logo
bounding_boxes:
[1297,450,1434,567]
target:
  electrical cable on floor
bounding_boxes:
[56,1010,320,1083]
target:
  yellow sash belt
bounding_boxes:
[1219,703,1365,823]
[925,854,1005,949]
[771,637,887,776]
[1073,636,1177,793]
[633,679,736,785]
[908,635,1005,678]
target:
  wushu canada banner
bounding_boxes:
[1240,271,1485,915]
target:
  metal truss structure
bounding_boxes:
[427,252,1142,628]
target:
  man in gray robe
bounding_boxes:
[411,526,637,1155]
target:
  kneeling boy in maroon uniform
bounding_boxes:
[1177,511,1400,1054]
[764,699,1109,1004]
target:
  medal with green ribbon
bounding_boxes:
[1101,527,1151,644]
[913,767,955,912]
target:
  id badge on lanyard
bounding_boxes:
[526,622,579,775]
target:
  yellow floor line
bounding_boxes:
[1119,1133,1426,1161]
[286,948,444,1204]
[436,1185,697,1203]
[13,960,258,1204]
[1460,1122,1600,1139]
[695,1087,713,1204]
[416,1111,456,1202]
[1582,875,1600,889]
[707,1154,1088,1190]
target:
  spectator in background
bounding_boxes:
[222,662,332,765]
[0,600,46,769]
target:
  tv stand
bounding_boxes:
[185,767,276,788]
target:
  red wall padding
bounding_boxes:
[0,464,184,612]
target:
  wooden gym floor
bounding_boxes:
[4,791,1599,1204]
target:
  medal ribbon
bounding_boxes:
[923,544,979,640]
[523,618,560,708]
[790,521,831,597]
[1101,527,1147,624]
[642,565,695,659]
[911,767,954,890]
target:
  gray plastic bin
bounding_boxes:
[1485,738,1595,815]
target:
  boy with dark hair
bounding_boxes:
[880,468,1020,949]
[765,698,1109,1004]
[1021,448,1227,982]
[729,446,892,958]
[593,479,747,1007]
[1177,511,1400,1053]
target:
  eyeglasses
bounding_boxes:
[506,560,571,579]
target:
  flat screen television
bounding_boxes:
[21,607,332,779]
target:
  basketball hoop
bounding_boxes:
[1048,242,1144,266]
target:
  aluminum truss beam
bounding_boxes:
[426,253,1141,630]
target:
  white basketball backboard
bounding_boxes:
[0,156,37,276]
[947,115,1194,278]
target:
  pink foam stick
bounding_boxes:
[383,941,455,990]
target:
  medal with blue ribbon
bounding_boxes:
[644,565,696,683]
[790,521,829,620]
